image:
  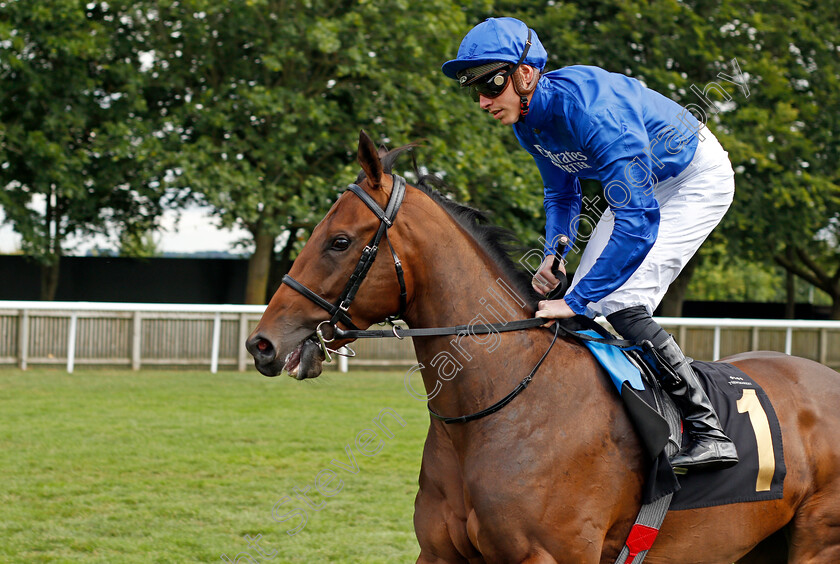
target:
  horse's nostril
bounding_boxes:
[247,335,275,359]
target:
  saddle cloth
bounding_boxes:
[580,332,786,510]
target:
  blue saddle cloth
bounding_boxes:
[574,328,786,510]
[578,330,645,393]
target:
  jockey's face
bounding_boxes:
[477,65,536,126]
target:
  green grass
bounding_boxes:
[0,368,430,563]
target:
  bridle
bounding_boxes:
[280,174,408,359]
[279,172,637,424]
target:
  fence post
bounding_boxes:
[238,313,249,372]
[67,311,78,374]
[132,311,142,371]
[18,309,28,370]
[785,327,793,355]
[820,329,828,366]
[751,326,760,351]
[338,348,349,373]
[713,326,721,361]
[210,312,221,374]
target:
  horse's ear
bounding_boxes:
[358,130,383,189]
[377,144,389,159]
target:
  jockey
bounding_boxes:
[442,17,738,471]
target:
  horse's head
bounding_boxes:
[246,131,414,378]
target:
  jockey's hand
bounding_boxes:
[536,299,575,322]
[532,254,566,295]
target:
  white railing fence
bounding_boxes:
[0,301,265,373]
[1,301,839,373]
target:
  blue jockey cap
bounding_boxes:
[441,17,547,80]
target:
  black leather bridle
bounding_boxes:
[278,173,635,424]
[280,174,409,358]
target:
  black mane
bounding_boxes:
[357,143,542,308]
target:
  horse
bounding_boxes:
[246,131,840,563]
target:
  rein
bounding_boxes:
[428,321,561,424]
[332,317,637,347]
[279,174,641,424]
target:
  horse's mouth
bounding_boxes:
[282,336,326,380]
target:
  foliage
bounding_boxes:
[696,0,840,316]
[1,0,837,311]
[684,239,832,305]
[0,1,166,297]
[508,0,840,315]
[118,227,161,258]
[142,0,544,302]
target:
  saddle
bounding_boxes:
[566,319,786,563]
[571,319,786,509]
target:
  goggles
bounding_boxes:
[461,64,514,101]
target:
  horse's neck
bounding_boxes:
[402,218,559,423]
[404,222,534,333]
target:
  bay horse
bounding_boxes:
[246,131,840,563]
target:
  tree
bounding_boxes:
[515,0,840,316]
[0,1,164,299]
[118,228,161,258]
[144,0,545,304]
[700,0,840,318]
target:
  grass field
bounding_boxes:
[1,368,431,563]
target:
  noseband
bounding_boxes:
[280,174,408,358]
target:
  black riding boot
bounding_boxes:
[656,336,739,471]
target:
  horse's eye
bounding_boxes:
[330,237,351,251]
